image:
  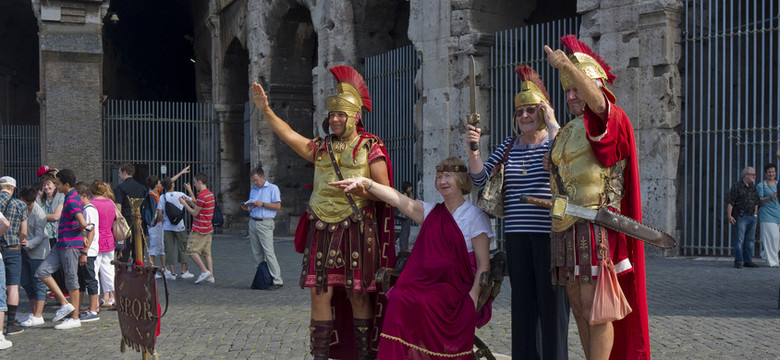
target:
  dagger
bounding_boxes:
[519,194,677,249]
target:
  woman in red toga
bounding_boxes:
[332,157,495,359]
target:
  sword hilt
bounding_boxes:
[519,195,552,209]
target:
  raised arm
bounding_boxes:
[544,45,607,116]
[171,165,191,182]
[330,176,425,224]
[251,82,315,162]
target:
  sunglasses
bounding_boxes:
[515,106,538,117]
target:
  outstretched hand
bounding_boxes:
[251,82,270,112]
[330,177,371,194]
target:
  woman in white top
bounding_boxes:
[331,157,494,359]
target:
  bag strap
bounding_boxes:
[325,136,364,222]
[152,266,170,319]
[492,136,516,174]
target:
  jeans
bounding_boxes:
[0,254,7,312]
[733,215,757,265]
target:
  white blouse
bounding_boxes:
[421,200,496,252]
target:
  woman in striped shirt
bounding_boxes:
[465,65,566,360]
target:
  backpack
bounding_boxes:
[212,203,224,227]
[250,262,273,290]
[164,195,185,225]
[140,192,158,228]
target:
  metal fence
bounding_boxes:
[363,45,420,192]
[0,125,41,187]
[489,18,581,150]
[488,18,580,241]
[102,100,220,191]
[681,0,779,256]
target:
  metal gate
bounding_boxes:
[0,125,40,187]
[681,0,780,256]
[102,100,219,190]
[363,45,420,191]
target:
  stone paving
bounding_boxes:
[3,234,779,359]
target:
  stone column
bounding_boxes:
[33,0,107,182]
[578,0,683,255]
[214,104,246,229]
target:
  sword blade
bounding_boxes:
[469,55,476,114]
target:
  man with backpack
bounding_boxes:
[113,164,146,261]
[156,177,192,280]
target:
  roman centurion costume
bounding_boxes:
[548,35,650,359]
[294,65,396,360]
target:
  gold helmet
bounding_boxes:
[325,65,372,139]
[559,35,617,103]
[513,65,551,134]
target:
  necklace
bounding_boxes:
[518,136,544,176]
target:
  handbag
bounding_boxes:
[589,227,632,325]
[112,203,132,243]
[476,137,515,218]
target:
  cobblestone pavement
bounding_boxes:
[3,234,779,359]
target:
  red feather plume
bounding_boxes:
[560,35,616,85]
[514,64,550,102]
[329,65,372,112]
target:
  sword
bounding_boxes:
[466,55,480,151]
[519,194,677,249]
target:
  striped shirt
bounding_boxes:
[471,135,553,233]
[192,188,214,234]
[0,191,28,247]
[56,189,84,249]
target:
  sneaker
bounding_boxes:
[180,271,195,279]
[4,323,23,336]
[165,271,176,281]
[54,318,81,330]
[80,311,100,322]
[14,312,31,324]
[52,303,75,322]
[19,316,44,327]
[0,334,12,350]
[155,272,163,279]
[194,271,212,284]
[267,284,283,291]
[205,276,215,284]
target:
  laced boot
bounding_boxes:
[353,318,373,360]
[309,319,334,360]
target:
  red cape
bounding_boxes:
[294,132,396,360]
[584,100,650,360]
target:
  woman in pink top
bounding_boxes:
[88,181,117,308]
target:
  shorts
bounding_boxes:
[20,251,47,301]
[36,248,81,291]
[1,248,22,286]
[164,231,188,265]
[78,256,99,295]
[187,232,213,257]
[147,223,164,256]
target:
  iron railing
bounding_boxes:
[0,125,41,187]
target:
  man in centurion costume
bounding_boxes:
[543,36,650,359]
[251,65,395,360]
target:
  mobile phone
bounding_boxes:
[85,224,95,232]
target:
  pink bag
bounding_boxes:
[589,236,632,325]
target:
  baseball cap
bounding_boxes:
[37,165,51,177]
[0,176,17,187]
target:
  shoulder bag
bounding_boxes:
[112,203,132,243]
[476,137,515,218]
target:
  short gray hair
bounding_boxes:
[740,166,755,179]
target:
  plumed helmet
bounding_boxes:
[325,65,372,139]
[559,35,617,102]
[513,64,551,108]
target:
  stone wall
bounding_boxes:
[33,0,107,184]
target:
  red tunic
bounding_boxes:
[583,98,650,360]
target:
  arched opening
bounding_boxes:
[0,0,40,126]
[266,4,317,227]
[102,0,196,101]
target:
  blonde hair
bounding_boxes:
[436,157,472,195]
[89,181,115,201]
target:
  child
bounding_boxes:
[75,182,100,322]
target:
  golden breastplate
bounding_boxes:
[309,137,372,223]
[550,117,624,232]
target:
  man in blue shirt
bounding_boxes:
[240,167,283,290]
